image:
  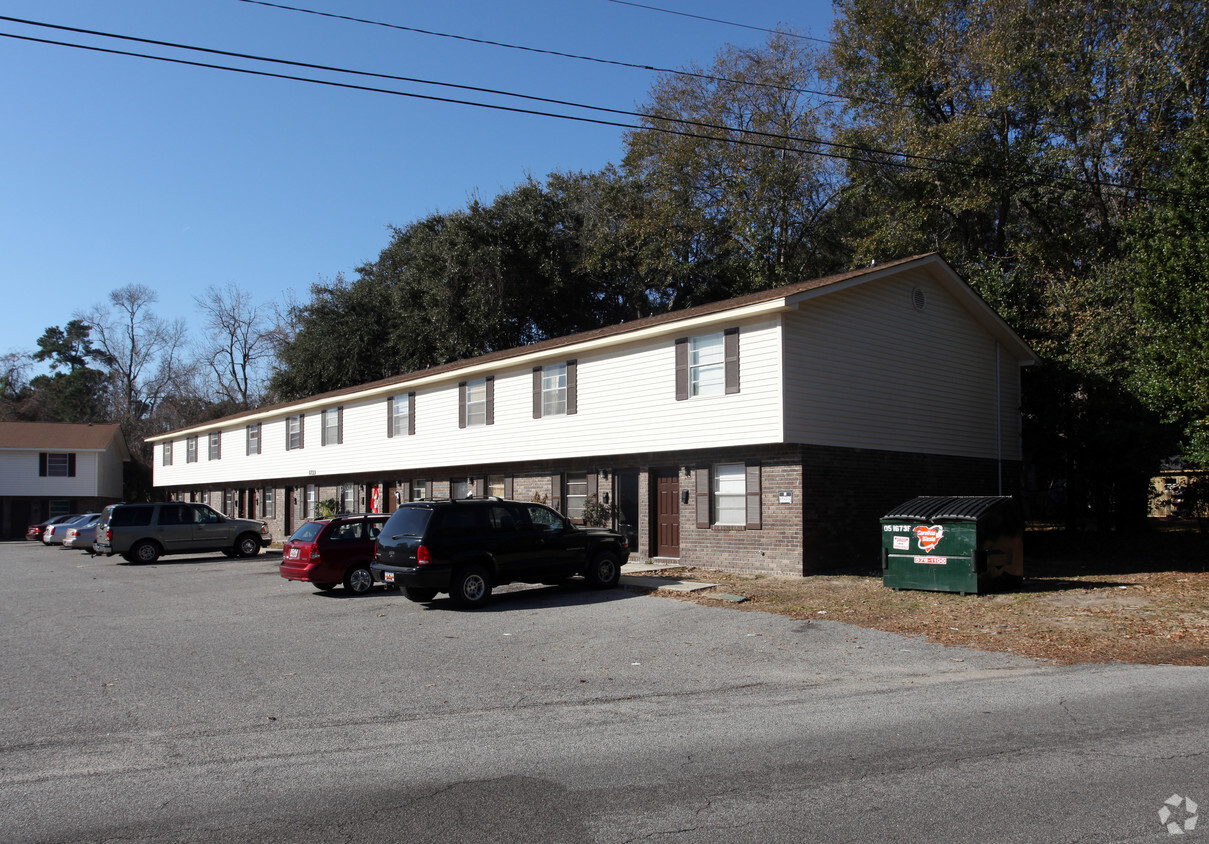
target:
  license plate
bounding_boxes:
[288,548,299,559]
[384,572,395,583]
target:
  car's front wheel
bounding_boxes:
[586,551,621,589]
[235,535,262,558]
[450,564,491,609]
[343,564,374,595]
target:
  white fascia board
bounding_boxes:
[147,298,791,443]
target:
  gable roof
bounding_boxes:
[0,422,130,459]
[148,253,1035,441]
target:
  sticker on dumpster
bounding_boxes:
[893,536,910,550]
[913,524,945,552]
[914,556,948,565]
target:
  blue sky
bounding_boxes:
[1,1,834,365]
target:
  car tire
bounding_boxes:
[343,565,374,595]
[450,564,491,609]
[235,534,262,558]
[402,586,438,603]
[131,540,161,565]
[313,582,337,591]
[586,551,621,589]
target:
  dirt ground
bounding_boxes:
[634,520,1209,666]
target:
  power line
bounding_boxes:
[604,0,833,45]
[0,20,1185,204]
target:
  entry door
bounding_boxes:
[655,471,680,558]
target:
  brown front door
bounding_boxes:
[655,471,680,558]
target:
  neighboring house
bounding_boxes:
[0,422,130,539]
[147,253,1036,574]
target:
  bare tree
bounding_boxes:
[194,282,276,409]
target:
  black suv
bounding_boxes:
[372,498,630,608]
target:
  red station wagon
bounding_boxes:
[279,513,388,595]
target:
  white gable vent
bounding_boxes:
[911,287,927,311]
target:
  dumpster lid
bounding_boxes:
[881,496,1015,522]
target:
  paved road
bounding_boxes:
[1,542,1206,842]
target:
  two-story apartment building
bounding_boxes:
[147,254,1035,574]
[0,422,130,539]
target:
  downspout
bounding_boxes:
[996,342,1003,496]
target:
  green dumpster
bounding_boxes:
[880,496,1023,594]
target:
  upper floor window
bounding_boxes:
[321,407,343,446]
[675,328,739,400]
[186,436,198,463]
[246,423,261,455]
[39,452,75,477]
[286,415,304,450]
[388,393,414,438]
[460,377,493,428]
[208,432,222,461]
[162,442,173,466]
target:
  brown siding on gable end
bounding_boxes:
[745,463,761,529]
[675,339,689,401]
[724,328,740,394]
[695,466,710,529]
[567,359,578,415]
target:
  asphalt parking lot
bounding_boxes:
[3,542,1207,842]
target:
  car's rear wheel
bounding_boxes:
[402,586,438,602]
[586,551,621,589]
[235,535,262,558]
[343,564,374,595]
[131,540,161,565]
[450,564,491,609]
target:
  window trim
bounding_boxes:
[162,442,173,466]
[286,414,305,451]
[388,392,416,438]
[533,360,577,418]
[321,407,343,446]
[246,423,261,456]
[695,462,761,530]
[186,436,198,463]
[39,452,76,477]
[460,377,494,428]
[208,432,222,461]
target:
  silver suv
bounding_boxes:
[95,502,273,564]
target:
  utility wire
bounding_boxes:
[604,0,833,45]
[234,0,885,110]
[0,15,961,171]
[0,20,1185,203]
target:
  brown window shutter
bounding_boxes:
[550,475,562,513]
[724,328,740,394]
[745,464,762,529]
[68,453,77,477]
[586,473,598,500]
[504,476,514,499]
[695,466,710,529]
[533,367,543,418]
[399,480,411,505]
[408,392,416,435]
[246,426,251,454]
[675,338,689,401]
[458,382,467,429]
[386,397,394,438]
[486,377,495,425]
[337,406,344,444]
[473,477,485,498]
[299,414,304,449]
[567,359,578,415]
[39,452,47,476]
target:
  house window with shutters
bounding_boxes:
[411,479,429,501]
[695,462,761,530]
[675,328,739,400]
[533,361,577,418]
[162,442,173,466]
[321,407,343,446]
[388,393,415,438]
[186,436,198,463]
[208,432,221,460]
[40,452,76,477]
[263,487,275,519]
[286,415,304,450]
[460,378,493,428]
[247,423,261,455]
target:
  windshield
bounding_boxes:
[383,507,432,539]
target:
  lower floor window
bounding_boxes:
[565,473,588,520]
[714,463,746,525]
[263,488,275,519]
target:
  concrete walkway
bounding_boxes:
[619,560,718,594]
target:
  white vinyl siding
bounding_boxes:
[782,269,1024,460]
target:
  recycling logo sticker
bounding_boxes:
[1160,794,1199,835]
